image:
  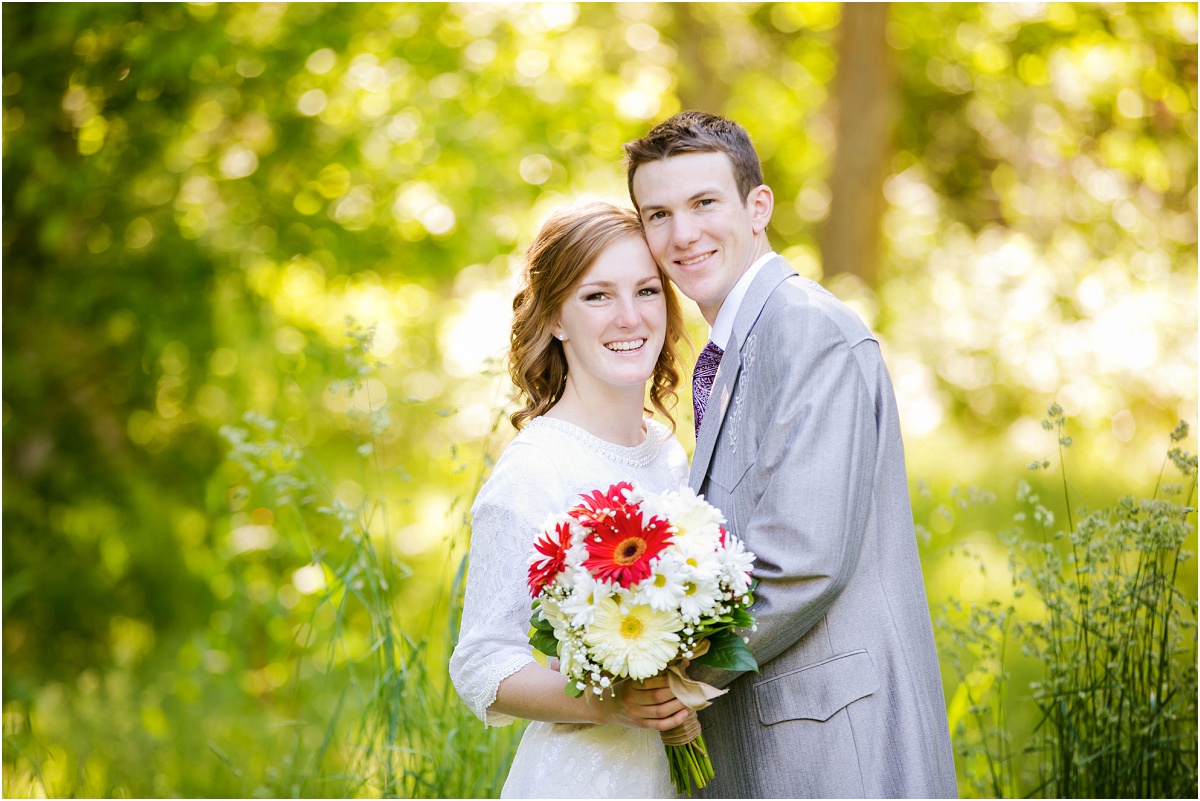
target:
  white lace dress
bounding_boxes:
[450,416,688,798]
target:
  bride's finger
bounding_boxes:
[627,685,675,707]
[645,706,691,732]
[636,675,671,690]
[632,696,686,722]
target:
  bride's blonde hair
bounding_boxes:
[508,203,685,431]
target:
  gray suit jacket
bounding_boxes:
[691,257,957,798]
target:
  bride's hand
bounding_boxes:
[594,675,691,731]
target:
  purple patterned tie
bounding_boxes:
[692,340,724,438]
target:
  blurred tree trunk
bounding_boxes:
[819,3,897,286]
[673,4,731,113]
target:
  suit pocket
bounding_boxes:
[753,650,879,725]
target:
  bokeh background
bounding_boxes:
[3,2,1196,797]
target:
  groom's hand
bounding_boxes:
[609,675,690,731]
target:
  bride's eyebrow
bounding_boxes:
[578,276,661,291]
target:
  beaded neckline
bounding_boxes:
[525,416,665,468]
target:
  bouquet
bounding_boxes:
[526,481,758,795]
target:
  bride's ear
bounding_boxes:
[551,320,567,343]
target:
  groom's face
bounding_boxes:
[632,151,770,325]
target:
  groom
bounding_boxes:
[625,112,958,798]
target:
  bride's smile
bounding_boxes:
[604,338,646,353]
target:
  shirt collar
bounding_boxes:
[709,251,777,350]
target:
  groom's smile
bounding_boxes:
[676,251,716,268]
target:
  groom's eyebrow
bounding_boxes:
[639,189,722,214]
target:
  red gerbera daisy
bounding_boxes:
[575,483,672,588]
[527,519,573,597]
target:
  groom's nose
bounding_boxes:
[669,215,701,250]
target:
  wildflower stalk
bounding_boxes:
[938,410,1198,797]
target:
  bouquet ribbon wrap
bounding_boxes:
[661,640,726,746]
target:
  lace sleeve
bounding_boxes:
[449,440,562,727]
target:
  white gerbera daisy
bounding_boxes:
[561,567,615,627]
[585,597,682,680]
[661,488,725,554]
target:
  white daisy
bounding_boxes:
[585,597,682,680]
[632,553,688,612]
[678,548,723,584]
[560,567,615,627]
[678,572,722,623]
[720,533,755,595]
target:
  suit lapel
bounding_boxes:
[689,257,798,491]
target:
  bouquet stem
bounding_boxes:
[662,710,714,796]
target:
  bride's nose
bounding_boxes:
[613,295,639,328]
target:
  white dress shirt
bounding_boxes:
[709,251,778,350]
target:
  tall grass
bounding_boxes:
[2,320,521,798]
[940,407,1198,798]
[221,320,523,797]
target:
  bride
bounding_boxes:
[449,203,692,797]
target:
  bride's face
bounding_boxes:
[552,235,667,392]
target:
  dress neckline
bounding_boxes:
[525,416,665,468]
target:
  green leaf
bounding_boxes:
[691,629,758,672]
[530,628,560,659]
[564,680,585,698]
[728,606,754,628]
[529,607,553,631]
[528,607,559,658]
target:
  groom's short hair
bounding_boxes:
[624,111,764,211]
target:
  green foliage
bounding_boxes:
[882,3,1196,433]
[528,608,559,660]
[690,628,758,674]
[939,411,1198,798]
[216,324,523,798]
